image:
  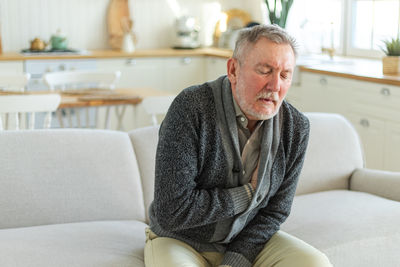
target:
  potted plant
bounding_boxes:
[265,0,294,28]
[381,37,400,75]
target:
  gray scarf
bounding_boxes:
[208,76,282,243]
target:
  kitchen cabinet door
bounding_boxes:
[347,112,385,170]
[163,57,205,93]
[205,57,227,81]
[96,58,164,91]
[297,73,344,114]
[0,61,24,74]
[384,121,400,171]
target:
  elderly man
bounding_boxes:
[144,24,332,267]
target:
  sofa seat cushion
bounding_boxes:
[281,190,400,267]
[0,220,147,267]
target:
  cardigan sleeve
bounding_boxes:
[220,116,310,267]
[152,89,253,231]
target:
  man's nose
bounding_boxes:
[266,74,280,92]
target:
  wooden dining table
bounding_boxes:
[0,87,170,107]
[0,87,172,130]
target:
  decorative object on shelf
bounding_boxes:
[121,17,136,53]
[381,37,400,75]
[213,9,252,48]
[265,0,293,28]
[50,30,68,51]
[107,0,131,50]
[173,16,200,49]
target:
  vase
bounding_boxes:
[382,56,400,75]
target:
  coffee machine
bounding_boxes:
[173,16,200,49]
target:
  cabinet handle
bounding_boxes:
[319,77,328,85]
[59,64,67,71]
[360,118,370,128]
[380,87,391,96]
[182,57,192,64]
[126,59,137,66]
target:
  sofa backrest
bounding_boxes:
[295,113,364,195]
[0,129,146,229]
[129,126,160,223]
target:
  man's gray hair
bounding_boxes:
[233,24,298,61]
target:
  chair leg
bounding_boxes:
[151,114,158,126]
[43,112,52,129]
[29,112,35,129]
[57,110,64,128]
[14,113,20,130]
[67,109,73,128]
[115,105,127,131]
[104,106,111,129]
[94,107,99,128]
[86,108,90,128]
[75,108,81,128]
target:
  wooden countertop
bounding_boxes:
[0,47,233,61]
[298,56,400,86]
[1,47,399,86]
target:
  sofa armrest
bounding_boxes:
[350,168,400,202]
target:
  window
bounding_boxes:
[347,0,400,57]
[287,0,345,55]
[287,0,399,58]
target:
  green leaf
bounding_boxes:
[265,0,294,28]
[381,37,400,56]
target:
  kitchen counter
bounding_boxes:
[0,48,399,86]
[0,47,233,61]
[297,55,400,86]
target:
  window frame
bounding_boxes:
[344,0,399,58]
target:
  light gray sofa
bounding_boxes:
[0,113,399,267]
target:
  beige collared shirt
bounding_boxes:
[232,95,264,185]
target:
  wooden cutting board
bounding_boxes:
[107,0,131,49]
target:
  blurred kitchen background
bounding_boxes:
[0,0,396,58]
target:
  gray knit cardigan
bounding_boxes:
[149,76,310,267]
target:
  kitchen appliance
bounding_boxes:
[173,16,200,49]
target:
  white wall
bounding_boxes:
[0,0,266,52]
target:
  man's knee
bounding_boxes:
[291,249,332,267]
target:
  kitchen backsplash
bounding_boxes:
[0,0,266,52]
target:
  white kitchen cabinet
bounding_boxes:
[96,58,164,91]
[384,122,400,171]
[205,56,228,81]
[292,73,350,116]
[163,56,205,93]
[346,111,385,169]
[0,61,24,74]
[97,57,206,93]
[290,71,400,171]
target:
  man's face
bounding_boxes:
[228,38,295,121]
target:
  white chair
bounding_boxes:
[0,73,31,92]
[141,95,176,126]
[43,70,121,129]
[0,94,61,130]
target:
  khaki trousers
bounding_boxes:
[144,228,332,267]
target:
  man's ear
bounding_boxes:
[227,58,238,85]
